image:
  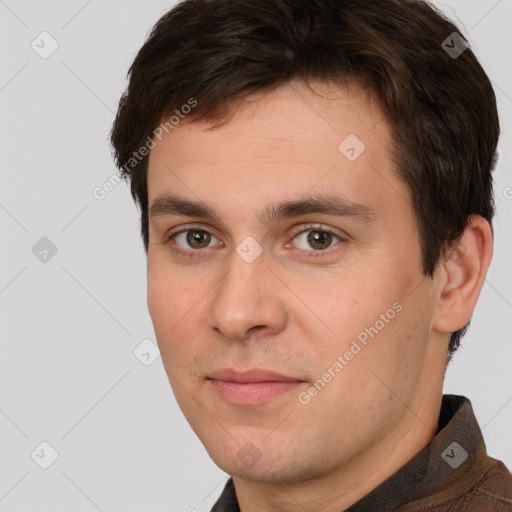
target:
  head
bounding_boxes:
[111,0,498,489]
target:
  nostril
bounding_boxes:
[248,325,266,333]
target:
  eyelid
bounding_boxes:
[288,222,345,238]
[165,222,344,239]
[164,223,221,242]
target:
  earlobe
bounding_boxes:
[432,215,493,334]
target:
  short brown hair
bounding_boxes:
[110,0,499,355]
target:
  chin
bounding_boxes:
[208,442,321,486]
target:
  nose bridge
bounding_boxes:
[206,248,287,339]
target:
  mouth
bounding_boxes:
[206,368,306,405]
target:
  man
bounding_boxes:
[110,0,512,509]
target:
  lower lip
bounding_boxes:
[208,380,303,405]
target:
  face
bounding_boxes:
[146,81,445,485]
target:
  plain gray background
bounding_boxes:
[0,0,511,510]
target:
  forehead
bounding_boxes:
[146,80,408,224]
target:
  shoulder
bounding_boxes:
[411,459,512,512]
[470,460,512,510]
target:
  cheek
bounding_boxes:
[287,254,424,374]
[147,264,205,368]
[287,266,397,341]
[147,252,202,324]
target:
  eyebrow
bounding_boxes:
[149,193,376,225]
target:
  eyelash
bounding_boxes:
[163,224,345,259]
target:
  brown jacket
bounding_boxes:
[211,395,512,511]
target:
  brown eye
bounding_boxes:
[307,230,333,250]
[185,230,212,249]
[292,228,340,252]
[169,229,219,251]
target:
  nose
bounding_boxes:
[205,249,288,341]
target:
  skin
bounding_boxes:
[146,80,493,511]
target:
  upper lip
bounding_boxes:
[207,368,305,383]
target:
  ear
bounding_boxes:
[432,215,493,335]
